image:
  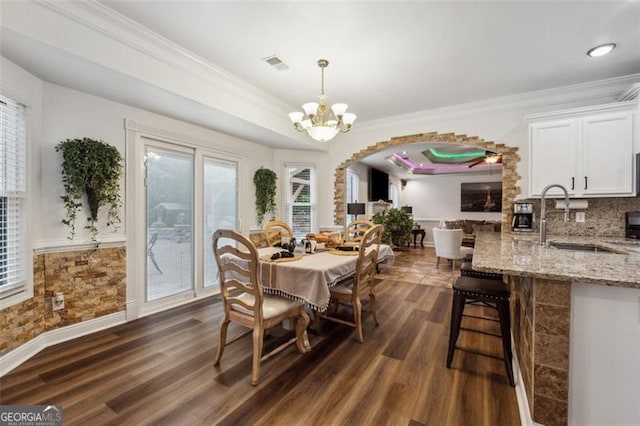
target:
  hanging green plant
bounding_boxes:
[253,167,277,226]
[55,137,123,242]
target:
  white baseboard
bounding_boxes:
[0,311,127,377]
[126,299,140,320]
[512,335,543,426]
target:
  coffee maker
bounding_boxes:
[626,212,640,239]
[512,203,535,232]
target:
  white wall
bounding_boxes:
[2,53,277,250]
[398,172,502,221]
[38,81,275,247]
[308,76,639,227]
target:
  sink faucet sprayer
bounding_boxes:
[539,184,571,245]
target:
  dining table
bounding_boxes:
[223,244,394,312]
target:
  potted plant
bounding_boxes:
[253,167,277,226]
[372,208,413,247]
[56,137,122,243]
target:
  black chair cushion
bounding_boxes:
[453,276,509,299]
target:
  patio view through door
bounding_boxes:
[143,138,239,303]
[145,145,194,301]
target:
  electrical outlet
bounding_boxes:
[52,293,65,311]
[576,212,586,223]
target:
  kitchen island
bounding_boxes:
[472,232,640,426]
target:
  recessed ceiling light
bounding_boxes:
[586,43,616,58]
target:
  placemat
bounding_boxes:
[329,249,359,256]
[260,253,303,263]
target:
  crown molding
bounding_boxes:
[358,74,640,132]
[34,0,294,118]
[618,82,640,101]
[522,99,638,123]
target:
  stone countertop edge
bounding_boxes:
[472,232,640,289]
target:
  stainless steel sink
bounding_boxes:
[548,242,622,253]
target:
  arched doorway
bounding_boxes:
[333,131,520,226]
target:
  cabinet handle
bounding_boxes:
[571,177,575,190]
[584,176,588,190]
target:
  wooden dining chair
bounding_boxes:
[320,224,383,342]
[212,229,311,386]
[263,220,294,247]
[343,219,374,243]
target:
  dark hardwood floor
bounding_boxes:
[1,247,520,425]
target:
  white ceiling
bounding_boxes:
[99,0,640,119]
[1,1,639,151]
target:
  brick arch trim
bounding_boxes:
[333,131,520,226]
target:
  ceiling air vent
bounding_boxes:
[262,55,289,71]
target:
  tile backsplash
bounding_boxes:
[521,196,640,237]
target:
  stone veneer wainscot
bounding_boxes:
[0,246,126,355]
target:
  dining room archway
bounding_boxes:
[333,131,520,227]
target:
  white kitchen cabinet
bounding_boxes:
[528,102,637,198]
[529,119,578,197]
[581,110,634,196]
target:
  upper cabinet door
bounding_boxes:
[581,111,635,196]
[529,119,578,197]
[527,101,638,199]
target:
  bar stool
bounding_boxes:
[460,253,503,281]
[447,262,515,387]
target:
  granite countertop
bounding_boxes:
[472,232,640,289]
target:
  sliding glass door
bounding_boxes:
[203,157,237,288]
[145,145,194,301]
[136,133,241,311]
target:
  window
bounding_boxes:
[346,170,358,223]
[0,95,27,302]
[283,164,316,239]
[390,183,399,209]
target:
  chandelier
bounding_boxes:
[288,59,356,142]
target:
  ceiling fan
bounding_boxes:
[467,151,502,168]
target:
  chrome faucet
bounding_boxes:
[539,184,571,245]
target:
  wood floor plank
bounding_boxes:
[426,289,451,323]
[0,247,519,425]
[404,283,429,303]
[38,318,202,384]
[382,308,430,360]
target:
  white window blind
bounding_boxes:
[283,165,316,239]
[0,95,27,299]
[390,184,399,208]
[346,170,357,203]
[346,170,358,223]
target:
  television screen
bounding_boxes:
[368,167,389,201]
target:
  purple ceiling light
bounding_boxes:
[390,153,501,175]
